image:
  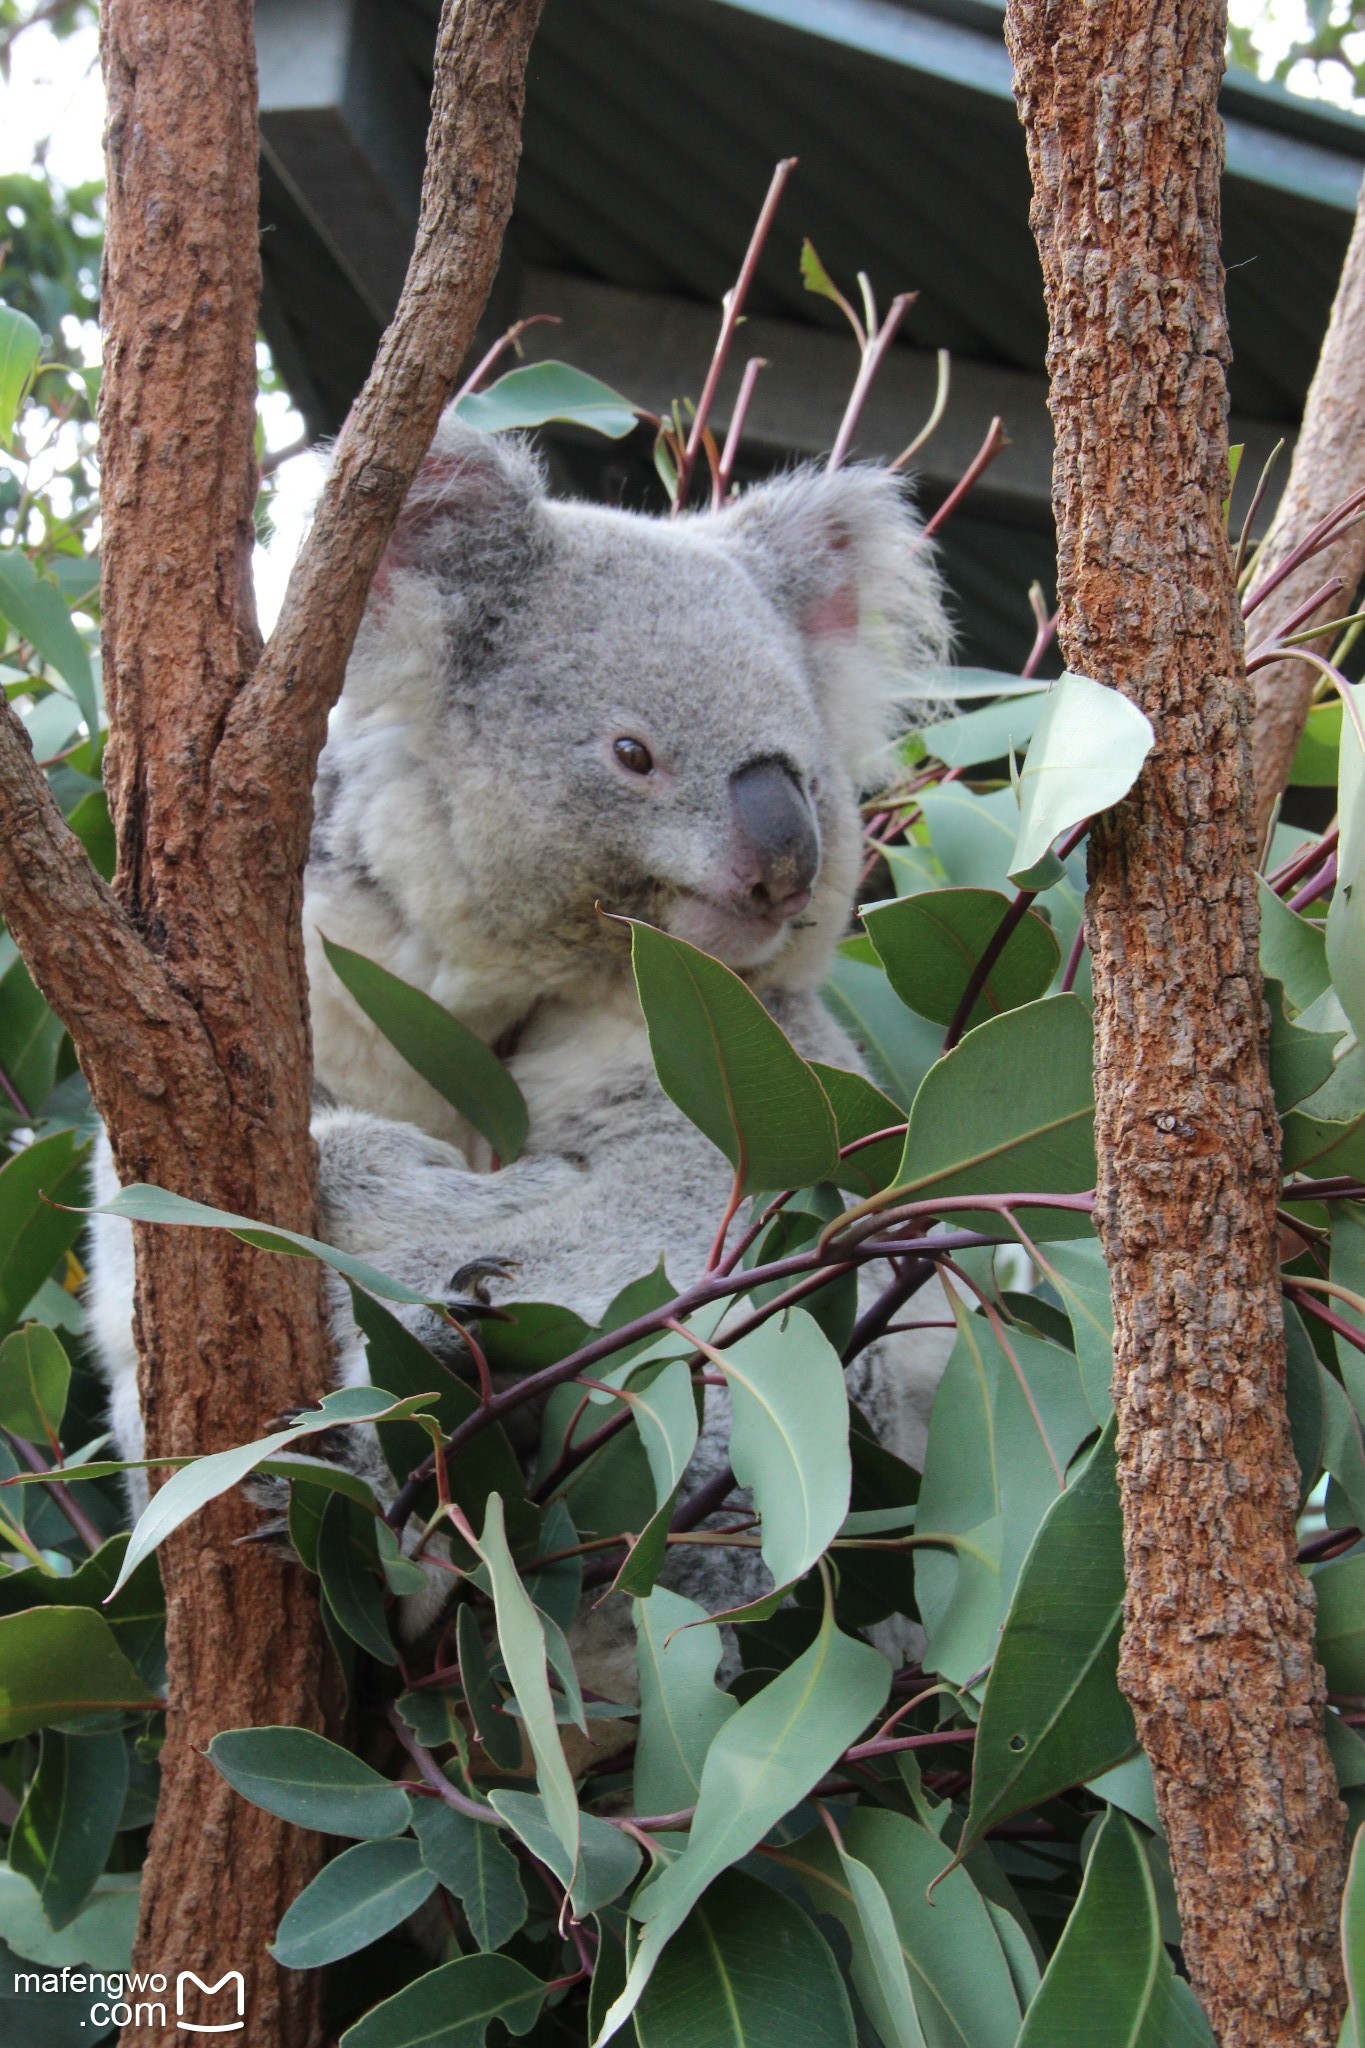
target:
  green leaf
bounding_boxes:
[1016,1809,1214,2046]
[962,1422,1135,1854]
[1258,878,1331,1011]
[0,1607,158,1739]
[477,1492,579,1872]
[456,1604,524,1772]
[66,787,116,880]
[321,938,527,1163]
[788,1808,1023,2048]
[634,1867,856,2048]
[0,1323,70,1443]
[1009,673,1154,885]
[892,995,1096,1238]
[595,1604,890,2044]
[864,888,1059,1030]
[918,693,1047,771]
[633,1586,739,1817]
[453,361,637,439]
[271,1838,437,1968]
[1330,683,1365,1044]
[718,1308,851,1589]
[1289,699,1342,786]
[0,1536,165,1688]
[0,1867,139,1974]
[628,920,838,1194]
[1315,1552,1365,1695]
[109,1385,437,1594]
[0,305,42,445]
[0,1129,92,1337]
[915,1306,1094,1684]
[488,1789,641,1916]
[819,1839,927,2048]
[809,1062,905,1197]
[0,550,99,734]
[10,1730,129,1930]
[316,1491,398,1665]
[1342,1823,1365,2047]
[1268,978,1339,1111]
[800,239,850,317]
[0,952,65,1119]
[822,944,947,1111]
[410,1798,527,1953]
[206,1726,413,1839]
[606,1358,700,1598]
[1040,1235,1114,1423]
[91,1181,444,1308]
[339,1953,547,2048]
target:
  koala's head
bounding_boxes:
[317,418,948,1022]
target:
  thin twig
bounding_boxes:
[921,417,1008,539]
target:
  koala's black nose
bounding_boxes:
[729,757,821,912]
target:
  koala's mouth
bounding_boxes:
[665,886,814,967]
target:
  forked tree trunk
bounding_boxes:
[0,2,544,2040]
[1004,3,1348,2041]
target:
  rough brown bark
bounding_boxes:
[0,2,544,2042]
[1005,4,1348,2043]
[1248,175,1365,848]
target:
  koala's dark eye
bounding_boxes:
[613,737,655,776]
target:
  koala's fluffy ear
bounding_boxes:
[346,418,548,720]
[714,465,951,779]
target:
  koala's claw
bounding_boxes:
[443,1256,519,1323]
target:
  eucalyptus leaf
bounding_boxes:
[788,1808,1023,2048]
[454,361,636,439]
[918,692,1046,771]
[321,937,527,1162]
[962,1422,1135,1855]
[633,1586,738,1818]
[477,1492,579,1871]
[718,1308,851,1588]
[596,1605,890,2044]
[0,305,42,444]
[1015,1809,1214,2045]
[109,1385,438,1595]
[487,1789,641,1916]
[0,549,99,734]
[1330,683,1365,1043]
[316,1491,397,1665]
[634,1868,856,2048]
[1009,674,1154,886]
[1342,1822,1365,2046]
[0,1322,71,1443]
[91,1181,444,1309]
[1258,878,1331,1011]
[822,942,947,1111]
[893,994,1096,1238]
[206,1726,412,1839]
[338,1953,547,2048]
[0,1128,92,1337]
[864,888,1059,1030]
[10,1730,129,1930]
[810,1061,906,1196]
[629,920,838,1193]
[271,1838,436,1967]
[410,1798,527,1953]
[0,1606,158,1741]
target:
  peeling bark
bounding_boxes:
[0,2,545,2041]
[1004,2,1348,2041]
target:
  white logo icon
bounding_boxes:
[176,1971,245,2033]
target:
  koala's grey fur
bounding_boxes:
[88,417,955,1675]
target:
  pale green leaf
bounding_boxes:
[1009,673,1154,886]
[272,1839,436,1968]
[633,1586,738,1818]
[206,1726,412,1839]
[454,361,637,439]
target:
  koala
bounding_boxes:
[89,416,955,1664]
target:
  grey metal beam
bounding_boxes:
[256,0,428,324]
[512,266,1294,528]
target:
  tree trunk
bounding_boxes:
[1004,4,1348,2043]
[0,2,544,2041]
[1248,175,1365,848]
